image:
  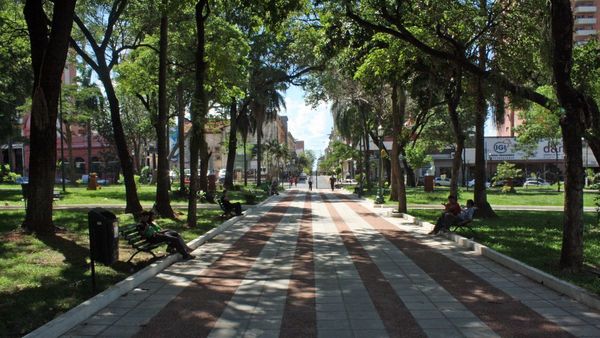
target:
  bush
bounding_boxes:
[140,166,152,184]
[232,184,242,191]
[243,191,257,205]
[0,165,21,183]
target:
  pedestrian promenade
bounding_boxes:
[62,189,600,338]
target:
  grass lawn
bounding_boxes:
[0,208,223,336]
[408,209,600,295]
[0,183,269,207]
[348,185,599,207]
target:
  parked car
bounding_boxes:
[523,178,550,187]
[467,179,490,188]
[434,177,451,186]
[298,173,307,182]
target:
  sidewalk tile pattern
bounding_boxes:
[61,189,600,338]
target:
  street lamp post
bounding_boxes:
[375,125,385,204]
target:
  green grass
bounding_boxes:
[347,185,599,207]
[408,209,600,295]
[0,208,222,336]
[0,183,269,207]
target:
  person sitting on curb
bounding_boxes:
[429,199,475,235]
[137,211,195,260]
[220,189,243,216]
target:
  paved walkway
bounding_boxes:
[62,189,600,338]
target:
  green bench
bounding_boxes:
[120,224,168,263]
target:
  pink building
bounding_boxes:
[20,61,113,178]
[572,0,600,44]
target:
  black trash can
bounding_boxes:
[88,208,119,265]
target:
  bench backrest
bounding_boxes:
[120,224,148,246]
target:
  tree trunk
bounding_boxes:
[391,84,407,212]
[403,154,416,187]
[87,121,92,174]
[473,30,496,218]
[361,110,371,189]
[187,0,209,227]
[8,138,15,172]
[199,129,209,192]
[101,70,143,214]
[65,123,77,183]
[551,0,585,271]
[446,71,464,197]
[256,131,262,186]
[22,0,76,234]
[154,8,175,218]
[177,82,186,193]
[225,100,238,189]
[243,139,248,186]
[132,139,140,174]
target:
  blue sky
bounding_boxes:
[282,85,333,158]
[282,85,497,158]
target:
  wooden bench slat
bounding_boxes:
[119,224,169,262]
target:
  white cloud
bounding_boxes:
[282,86,332,156]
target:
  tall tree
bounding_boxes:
[154,0,175,218]
[187,0,209,227]
[70,0,143,214]
[344,0,596,271]
[22,0,77,233]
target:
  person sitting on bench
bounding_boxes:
[429,199,475,235]
[137,211,195,260]
[220,189,243,216]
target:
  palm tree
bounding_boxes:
[331,96,374,189]
[248,66,287,186]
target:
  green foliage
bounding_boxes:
[405,143,433,173]
[0,1,31,145]
[514,86,561,156]
[139,166,152,184]
[493,162,523,193]
[242,190,257,205]
[320,140,359,174]
[0,165,21,183]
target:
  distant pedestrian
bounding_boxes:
[308,177,313,191]
[270,179,279,195]
[289,177,293,188]
[294,176,298,187]
[329,175,336,191]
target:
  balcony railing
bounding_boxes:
[575,17,597,25]
[574,6,597,13]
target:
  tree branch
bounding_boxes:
[346,8,556,111]
[69,38,100,72]
[102,0,128,50]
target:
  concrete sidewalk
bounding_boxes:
[53,189,600,337]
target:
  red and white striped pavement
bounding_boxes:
[63,189,600,338]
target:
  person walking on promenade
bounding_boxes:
[329,175,336,191]
[308,177,313,191]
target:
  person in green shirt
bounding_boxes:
[137,211,195,260]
